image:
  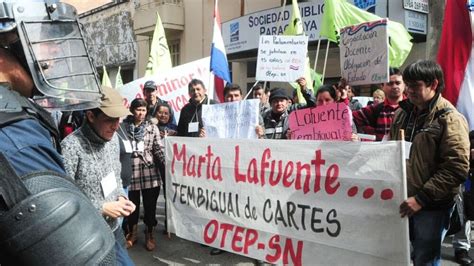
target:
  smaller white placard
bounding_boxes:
[256,35,308,82]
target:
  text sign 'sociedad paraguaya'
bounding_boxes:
[256,35,308,82]
[339,19,389,86]
[202,99,260,139]
[165,137,409,265]
[288,102,353,141]
[117,57,212,122]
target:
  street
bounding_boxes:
[127,195,468,265]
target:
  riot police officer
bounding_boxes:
[0,0,118,264]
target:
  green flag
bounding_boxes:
[310,68,322,90]
[320,0,412,67]
[283,0,316,103]
[115,66,123,88]
[101,65,112,88]
[144,12,172,77]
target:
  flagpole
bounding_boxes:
[313,39,321,71]
[322,40,330,84]
[276,0,287,30]
[207,73,213,105]
[244,80,260,100]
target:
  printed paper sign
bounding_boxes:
[202,99,260,139]
[256,35,308,82]
[117,57,212,122]
[339,19,389,86]
[165,137,409,265]
[288,102,353,141]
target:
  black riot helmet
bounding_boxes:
[0,0,102,110]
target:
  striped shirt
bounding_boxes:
[352,99,401,141]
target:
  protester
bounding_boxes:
[253,84,270,115]
[154,102,176,235]
[311,85,358,141]
[155,102,178,138]
[353,67,406,141]
[261,79,316,135]
[143,80,173,121]
[177,79,215,137]
[372,89,385,105]
[390,60,470,265]
[315,84,338,106]
[0,2,118,263]
[120,98,165,251]
[262,88,291,139]
[61,86,136,265]
[337,79,362,111]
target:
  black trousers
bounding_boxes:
[127,187,161,228]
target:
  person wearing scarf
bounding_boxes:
[121,98,165,252]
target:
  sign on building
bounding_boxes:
[403,0,429,14]
[222,1,324,54]
[405,10,427,34]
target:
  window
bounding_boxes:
[169,40,180,67]
[247,60,256,78]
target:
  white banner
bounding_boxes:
[340,19,389,86]
[165,138,409,265]
[202,99,260,139]
[256,35,308,82]
[117,57,212,122]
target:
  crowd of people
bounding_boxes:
[56,59,474,265]
[2,1,472,266]
[1,14,473,264]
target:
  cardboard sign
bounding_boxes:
[256,35,308,82]
[117,57,212,121]
[202,99,260,139]
[339,19,389,86]
[165,137,409,265]
[288,102,353,141]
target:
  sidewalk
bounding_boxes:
[127,196,255,265]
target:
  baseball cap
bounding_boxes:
[99,86,131,118]
[143,80,157,91]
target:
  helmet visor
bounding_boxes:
[13,2,101,110]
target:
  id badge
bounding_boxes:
[188,122,199,133]
[136,141,145,152]
[101,172,117,198]
[123,139,132,153]
[275,127,283,133]
[404,141,412,160]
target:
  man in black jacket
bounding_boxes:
[177,79,215,137]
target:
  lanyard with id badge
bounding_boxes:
[188,110,200,133]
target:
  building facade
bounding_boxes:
[78,0,430,95]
